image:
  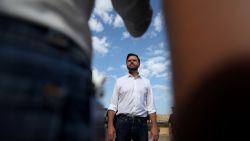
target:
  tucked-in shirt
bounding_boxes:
[108,74,156,117]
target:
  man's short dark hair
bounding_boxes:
[126,53,140,64]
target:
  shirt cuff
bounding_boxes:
[108,104,117,112]
[148,109,156,115]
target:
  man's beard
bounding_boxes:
[127,66,138,72]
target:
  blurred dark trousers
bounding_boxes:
[115,114,148,141]
[0,15,93,141]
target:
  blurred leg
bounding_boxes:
[115,116,131,141]
[0,16,93,141]
[132,118,148,141]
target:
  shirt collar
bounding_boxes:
[128,73,141,79]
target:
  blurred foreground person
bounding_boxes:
[0,0,152,140]
[168,106,175,141]
[163,0,250,140]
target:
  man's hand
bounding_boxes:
[107,110,116,141]
[108,125,116,141]
[150,126,159,141]
[149,112,159,141]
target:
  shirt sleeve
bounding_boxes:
[111,0,153,37]
[146,80,157,114]
[108,79,119,112]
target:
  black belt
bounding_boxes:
[117,114,147,120]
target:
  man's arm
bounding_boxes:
[107,80,119,141]
[146,79,159,140]
[149,112,159,141]
[111,0,152,37]
[107,110,116,141]
[107,110,116,128]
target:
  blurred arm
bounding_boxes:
[111,0,153,37]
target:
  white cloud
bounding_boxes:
[121,32,130,39]
[152,84,169,91]
[107,74,118,80]
[139,64,151,77]
[159,42,164,48]
[93,0,114,24]
[107,67,115,71]
[152,49,168,58]
[92,68,106,88]
[89,15,104,32]
[146,42,170,58]
[140,55,170,78]
[155,72,171,78]
[92,36,110,55]
[153,50,164,55]
[121,64,127,70]
[142,31,157,39]
[153,12,163,32]
[113,14,124,28]
[146,56,167,72]
[152,84,170,102]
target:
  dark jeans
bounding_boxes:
[115,114,148,141]
[0,15,93,141]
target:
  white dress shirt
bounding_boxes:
[108,74,156,117]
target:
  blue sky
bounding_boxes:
[89,0,173,114]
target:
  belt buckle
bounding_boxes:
[127,113,135,118]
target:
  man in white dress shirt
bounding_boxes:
[107,53,159,141]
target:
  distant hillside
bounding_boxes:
[157,114,169,122]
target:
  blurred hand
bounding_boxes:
[150,126,159,141]
[108,125,116,141]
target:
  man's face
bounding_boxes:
[127,56,140,71]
